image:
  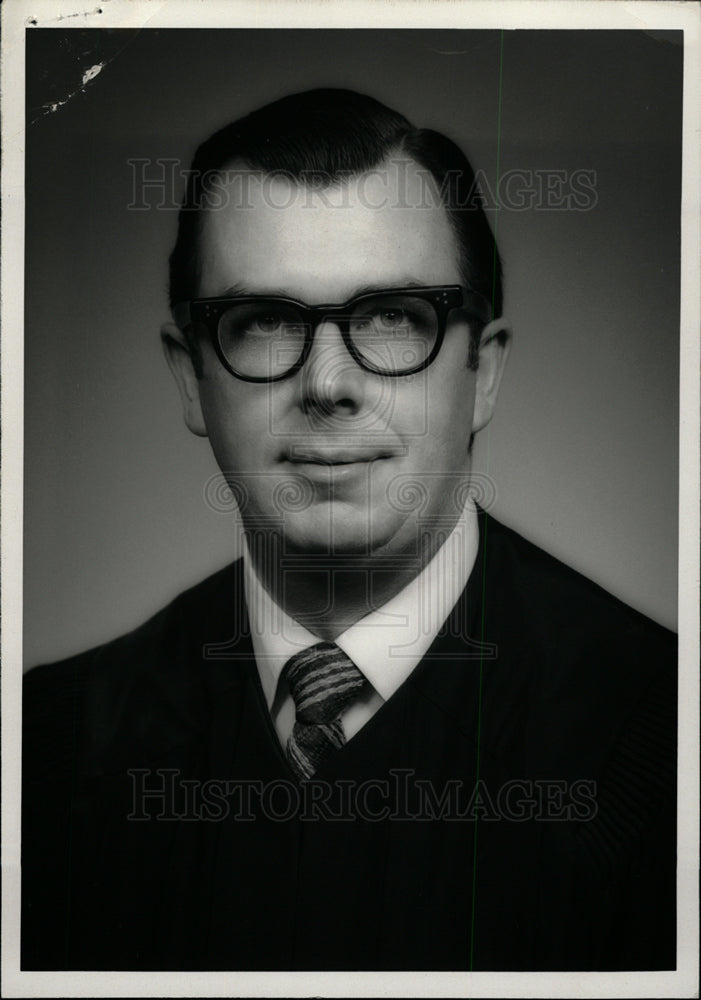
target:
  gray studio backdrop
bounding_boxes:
[24,29,681,667]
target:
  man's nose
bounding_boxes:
[299,320,366,416]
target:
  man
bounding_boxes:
[22,88,677,971]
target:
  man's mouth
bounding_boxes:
[284,450,395,466]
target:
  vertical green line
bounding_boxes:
[469,26,505,972]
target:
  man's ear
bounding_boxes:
[471,317,512,434]
[161,323,208,437]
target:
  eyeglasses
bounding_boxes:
[172,285,492,382]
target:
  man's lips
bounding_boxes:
[283,450,395,465]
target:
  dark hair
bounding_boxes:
[169,88,503,371]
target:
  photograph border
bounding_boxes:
[2,2,699,997]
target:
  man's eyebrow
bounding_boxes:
[346,279,426,298]
[218,283,289,298]
[215,279,428,302]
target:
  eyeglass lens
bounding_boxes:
[217,293,440,378]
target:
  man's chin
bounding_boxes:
[279,504,405,557]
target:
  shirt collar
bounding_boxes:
[243,500,479,709]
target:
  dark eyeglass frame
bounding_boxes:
[172,285,492,383]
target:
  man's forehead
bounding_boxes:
[196,156,461,299]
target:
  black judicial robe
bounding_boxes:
[21,511,677,971]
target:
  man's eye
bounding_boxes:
[253,312,282,333]
[378,308,405,328]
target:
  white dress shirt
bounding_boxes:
[243,500,479,748]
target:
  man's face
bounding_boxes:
[169,158,507,557]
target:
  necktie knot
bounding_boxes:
[282,641,367,780]
[284,641,367,724]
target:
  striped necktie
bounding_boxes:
[283,641,367,781]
